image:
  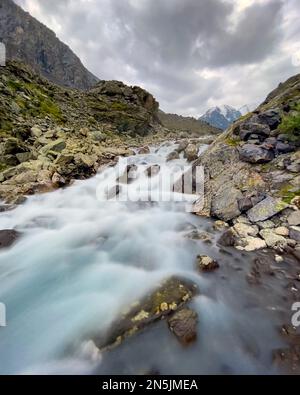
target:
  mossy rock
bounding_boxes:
[93,277,198,351]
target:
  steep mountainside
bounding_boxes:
[158,110,221,137]
[0,61,160,203]
[200,105,242,130]
[0,0,98,89]
[192,72,300,256]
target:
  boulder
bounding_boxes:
[196,255,219,272]
[117,164,138,184]
[168,308,198,345]
[247,197,288,223]
[288,211,300,226]
[274,227,289,237]
[176,140,188,153]
[213,220,229,231]
[0,229,21,249]
[211,185,242,221]
[240,122,270,139]
[167,151,180,162]
[218,228,237,247]
[275,142,295,154]
[138,146,150,155]
[93,277,197,350]
[184,144,198,162]
[239,144,274,164]
[241,236,267,252]
[30,126,42,138]
[41,139,66,154]
[257,109,281,130]
[52,172,66,187]
[260,229,288,248]
[233,223,259,238]
[289,226,300,242]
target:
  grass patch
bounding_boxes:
[278,184,300,204]
[279,103,300,143]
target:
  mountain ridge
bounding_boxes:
[0,0,99,90]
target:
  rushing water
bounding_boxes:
[0,141,288,374]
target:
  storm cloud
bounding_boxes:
[14,0,300,116]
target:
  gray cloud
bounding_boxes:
[13,0,300,116]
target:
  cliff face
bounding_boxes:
[0,0,98,90]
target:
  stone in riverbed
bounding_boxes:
[247,196,288,223]
[259,229,288,248]
[218,228,237,247]
[168,308,198,345]
[166,151,180,162]
[213,220,229,231]
[196,255,219,272]
[138,146,150,155]
[184,144,198,162]
[233,223,259,238]
[93,277,197,351]
[0,229,21,249]
[240,237,267,252]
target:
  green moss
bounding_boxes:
[0,163,10,172]
[225,137,241,146]
[110,102,130,111]
[279,103,300,143]
[278,184,300,204]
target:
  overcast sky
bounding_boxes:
[14,0,300,117]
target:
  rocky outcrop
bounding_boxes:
[0,61,161,203]
[190,72,300,252]
[92,277,198,351]
[0,0,98,90]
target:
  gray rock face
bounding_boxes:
[247,197,288,223]
[0,0,98,89]
[211,185,242,221]
[239,144,274,164]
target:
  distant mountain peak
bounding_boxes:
[200,105,242,130]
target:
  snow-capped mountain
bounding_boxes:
[199,105,242,130]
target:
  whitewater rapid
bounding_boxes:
[0,141,284,374]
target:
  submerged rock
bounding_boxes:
[93,277,198,351]
[196,255,219,272]
[0,229,21,249]
[145,165,160,178]
[166,151,180,162]
[168,308,198,345]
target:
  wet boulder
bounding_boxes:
[184,144,198,162]
[0,229,21,249]
[176,140,189,153]
[218,228,237,247]
[117,164,138,184]
[93,277,198,351]
[168,308,198,345]
[138,146,150,155]
[196,255,219,272]
[239,144,274,164]
[167,151,180,162]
